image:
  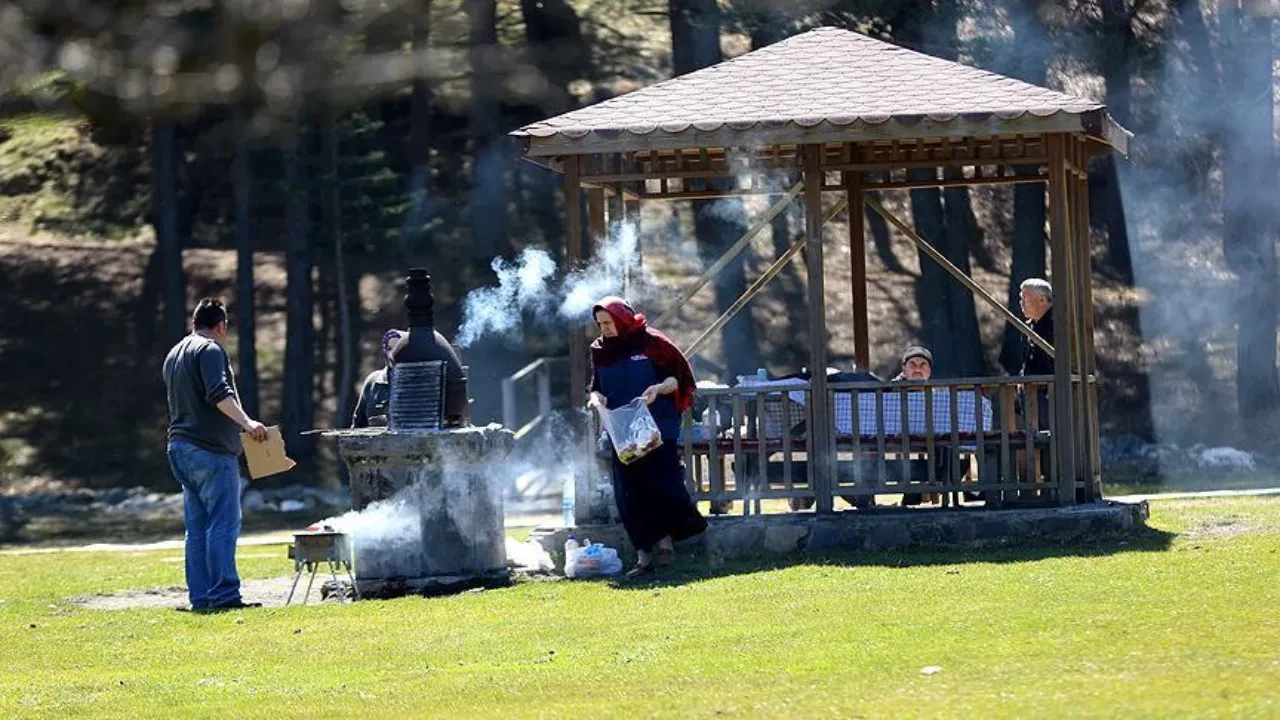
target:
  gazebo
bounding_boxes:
[510,27,1130,520]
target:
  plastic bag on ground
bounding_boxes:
[597,398,664,465]
[565,542,622,579]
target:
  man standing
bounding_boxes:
[163,298,268,612]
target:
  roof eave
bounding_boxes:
[512,111,1121,158]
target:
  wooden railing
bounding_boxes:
[678,376,1067,514]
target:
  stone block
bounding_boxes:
[1038,514,1082,538]
[764,524,809,554]
[909,522,944,545]
[975,518,1012,541]
[838,523,868,550]
[807,523,841,551]
[867,521,911,550]
[941,519,977,544]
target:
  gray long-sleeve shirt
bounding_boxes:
[163,333,243,456]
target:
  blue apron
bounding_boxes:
[596,353,680,441]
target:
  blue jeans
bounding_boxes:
[167,440,243,608]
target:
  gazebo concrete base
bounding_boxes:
[528,501,1150,572]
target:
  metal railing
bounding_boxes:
[678,375,1069,514]
[501,357,565,441]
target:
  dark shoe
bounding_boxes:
[199,600,263,613]
[655,547,675,566]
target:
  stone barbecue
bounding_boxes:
[325,269,514,598]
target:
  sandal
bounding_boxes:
[655,547,675,566]
[624,562,655,580]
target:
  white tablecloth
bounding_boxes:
[734,378,994,438]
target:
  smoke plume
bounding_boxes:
[455,220,654,346]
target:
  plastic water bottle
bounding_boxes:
[757,368,768,381]
[562,474,575,527]
[564,534,580,578]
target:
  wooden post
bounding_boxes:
[802,145,834,514]
[1073,135,1102,500]
[564,156,587,414]
[1047,134,1078,504]
[588,187,607,246]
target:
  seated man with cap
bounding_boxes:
[892,346,933,382]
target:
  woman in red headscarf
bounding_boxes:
[588,296,706,578]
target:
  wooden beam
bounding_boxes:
[802,144,834,514]
[639,187,798,201]
[655,182,804,327]
[685,196,848,357]
[861,174,1047,192]
[1047,133,1078,504]
[864,196,1055,358]
[843,169,870,370]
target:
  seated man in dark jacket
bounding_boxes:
[351,329,405,428]
[1018,278,1054,430]
[1019,278,1054,377]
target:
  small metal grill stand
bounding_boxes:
[286,530,358,605]
[389,360,447,430]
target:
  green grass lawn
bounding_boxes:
[1,497,1278,718]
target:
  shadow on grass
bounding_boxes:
[9,509,324,549]
[605,525,1178,591]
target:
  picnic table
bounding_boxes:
[680,378,1041,512]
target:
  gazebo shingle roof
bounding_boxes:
[512,27,1130,155]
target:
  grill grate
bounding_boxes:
[389,361,446,431]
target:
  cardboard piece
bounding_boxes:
[240,425,296,480]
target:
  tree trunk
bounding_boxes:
[864,194,905,274]
[519,0,584,260]
[282,123,316,463]
[519,0,587,114]
[326,113,357,428]
[943,175,985,376]
[1004,177,1048,373]
[466,0,509,263]
[404,1,435,250]
[897,3,961,375]
[152,118,186,345]
[671,0,763,377]
[1095,4,1135,285]
[233,107,259,418]
[1220,4,1280,428]
[909,177,954,372]
[1002,0,1050,373]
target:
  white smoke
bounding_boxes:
[559,220,647,319]
[322,486,424,579]
[454,220,656,347]
[455,247,557,346]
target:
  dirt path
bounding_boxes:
[69,575,345,610]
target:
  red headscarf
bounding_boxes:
[589,296,696,413]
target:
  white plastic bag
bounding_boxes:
[565,542,622,578]
[597,398,664,465]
